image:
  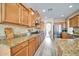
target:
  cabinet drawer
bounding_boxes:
[11,41,28,55]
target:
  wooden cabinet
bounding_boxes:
[11,41,28,56]
[40,21,45,31]
[22,8,29,25]
[61,32,69,39]
[0,4,1,23]
[5,4,20,24]
[0,3,40,26]
[28,37,36,56]
[35,36,39,50]
[28,10,33,27]
[28,9,36,27]
[15,47,28,56]
[10,34,42,56]
[69,15,79,27]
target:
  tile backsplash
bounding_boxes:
[0,24,29,38]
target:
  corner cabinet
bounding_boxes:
[69,15,79,27]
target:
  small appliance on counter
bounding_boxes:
[67,27,73,34]
[4,27,14,40]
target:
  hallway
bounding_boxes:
[34,35,56,56]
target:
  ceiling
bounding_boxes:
[23,3,79,19]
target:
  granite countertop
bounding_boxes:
[56,39,79,56]
[0,33,41,48]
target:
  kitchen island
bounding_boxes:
[0,32,45,56]
[56,39,79,56]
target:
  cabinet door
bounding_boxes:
[28,11,32,27]
[15,46,28,56]
[5,3,20,24]
[35,36,39,50]
[74,15,79,27]
[22,8,28,25]
[28,38,36,56]
[69,18,74,27]
[71,16,77,27]
[69,15,79,27]
[0,4,1,23]
[28,10,36,27]
[31,14,36,26]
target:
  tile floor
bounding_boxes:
[34,35,56,56]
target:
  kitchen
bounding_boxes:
[0,3,79,56]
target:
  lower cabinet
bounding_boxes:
[14,46,28,56]
[28,37,36,56]
[11,41,28,56]
[10,34,44,56]
[35,37,39,50]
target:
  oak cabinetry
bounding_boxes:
[28,10,33,27]
[69,15,79,27]
[40,22,45,31]
[11,41,28,56]
[14,47,28,56]
[28,9,36,27]
[61,32,69,39]
[35,36,39,50]
[0,4,1,23]
[28,37,36,56]
[0,3,39,26]
[5,4,20,24]
[21,7,29,25]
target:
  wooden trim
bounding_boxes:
[19,3,29,11]
[1,3,6,23]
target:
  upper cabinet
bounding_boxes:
[28,9,37,27]
[0,4,1,23]
[22,7,29,25]
[0,3,41,27]
[5,4,20,24]
[69,15,79,27]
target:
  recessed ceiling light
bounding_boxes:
[69,5,73,8]
[42,9,46,12]
[61,15,64,17]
